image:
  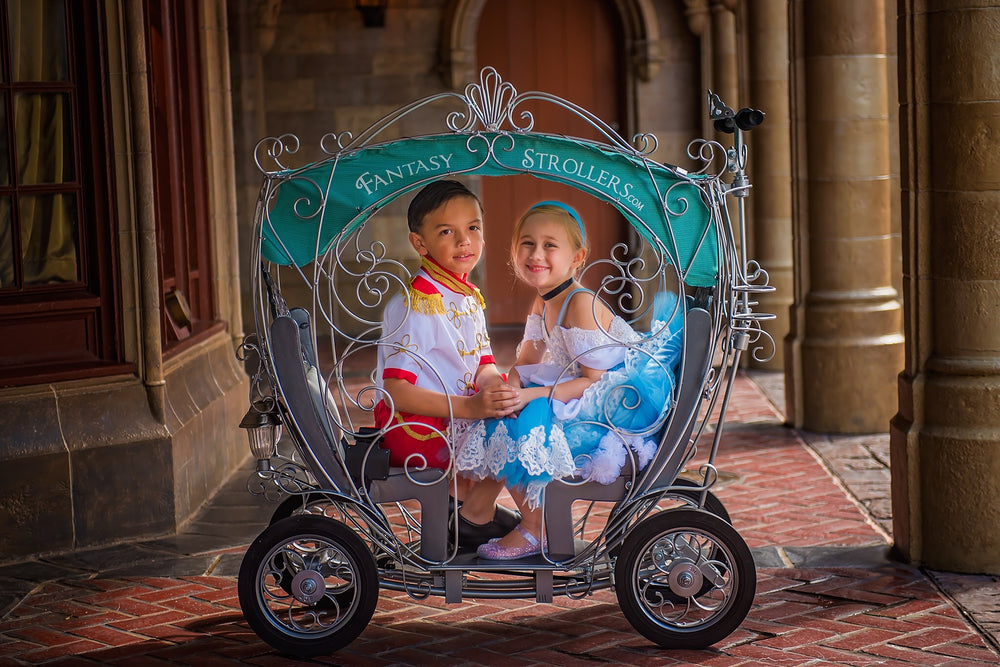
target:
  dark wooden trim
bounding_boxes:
[73,0,123,364]
[144,0,218,352]
[162,320,228,361]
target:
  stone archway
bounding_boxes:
[438,0,664,89]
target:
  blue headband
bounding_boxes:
[529,200,586,243]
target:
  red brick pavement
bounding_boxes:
[1,375,997,665]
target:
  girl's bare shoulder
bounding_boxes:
[563,290,613,330]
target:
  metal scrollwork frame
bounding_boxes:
[240,67,773,601]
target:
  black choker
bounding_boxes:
[542,278,575,301]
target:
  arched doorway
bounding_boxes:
[476,0,627,326]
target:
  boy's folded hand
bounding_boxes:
[470,383,520,418]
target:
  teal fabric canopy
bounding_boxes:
[260,132,719,287]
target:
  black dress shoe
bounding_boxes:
[452,500,521,527]
[492,505,522,531]
[454,512,508,549]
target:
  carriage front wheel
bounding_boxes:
[615,508,755,649]
[238,514,378,657]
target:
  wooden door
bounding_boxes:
[476,0,626,326]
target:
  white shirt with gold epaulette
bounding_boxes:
[376,266,495,398]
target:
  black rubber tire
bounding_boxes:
[268,493,333,526]
[238,514,378,657]
[615,508,755,649]
[668,478,731,524]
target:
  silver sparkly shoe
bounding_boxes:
[476,525,545,560]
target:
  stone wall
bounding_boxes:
[0,332,247,561]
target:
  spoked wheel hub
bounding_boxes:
[290,569,327,604]
[666,559,703,597]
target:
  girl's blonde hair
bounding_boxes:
[509,202,589,277]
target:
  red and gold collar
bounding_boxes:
[421,256,478,298]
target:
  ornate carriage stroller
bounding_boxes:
[236,67,773,657]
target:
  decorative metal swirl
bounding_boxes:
[254,133,302,174]
[731,260,776,362]
[246,457,316,502]
[578,245,675,339]
[456,66,525,132]
[320,131,355,155]
[685,138,729,178]
[632,132,658,155]
[733,316,776,364]
[237,334,277,413]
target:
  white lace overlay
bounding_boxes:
[456,312,669,509]
[518,424,575,478]
[454,415,576,509]
[519,424,576,509]
[452,418,485,477]
[568,320,639,369]
[524,480,548,509]
[455,420,519,481]
[522,316,638,376]
[524,313,544,342]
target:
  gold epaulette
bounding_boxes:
[408,287,446,315]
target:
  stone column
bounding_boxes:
[229,0,281,336]
[200,0,244,345]
[784,0,903,432]
[707,0,750,287]
[892,0,1000,574]
[683,0,714,137]
[745,0,792,369]
[710,0,739,108]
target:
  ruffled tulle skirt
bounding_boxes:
[454,293,684,509]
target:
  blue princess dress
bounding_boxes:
[454,291,684,508]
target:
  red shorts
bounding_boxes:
[373,400,451,470]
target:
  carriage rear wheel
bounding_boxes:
[668,478,731,524]
[269,493,334,525]
[615,508,755,649]
[238,514,378,657]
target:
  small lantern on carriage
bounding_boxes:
[239,402,282,472]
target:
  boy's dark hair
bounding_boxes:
[407,179,482,233]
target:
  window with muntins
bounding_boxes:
[0,0,126,386]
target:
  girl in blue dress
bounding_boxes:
[453,201,683,559]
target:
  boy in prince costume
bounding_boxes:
[374,179,521,546]
[454,201,684,560]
